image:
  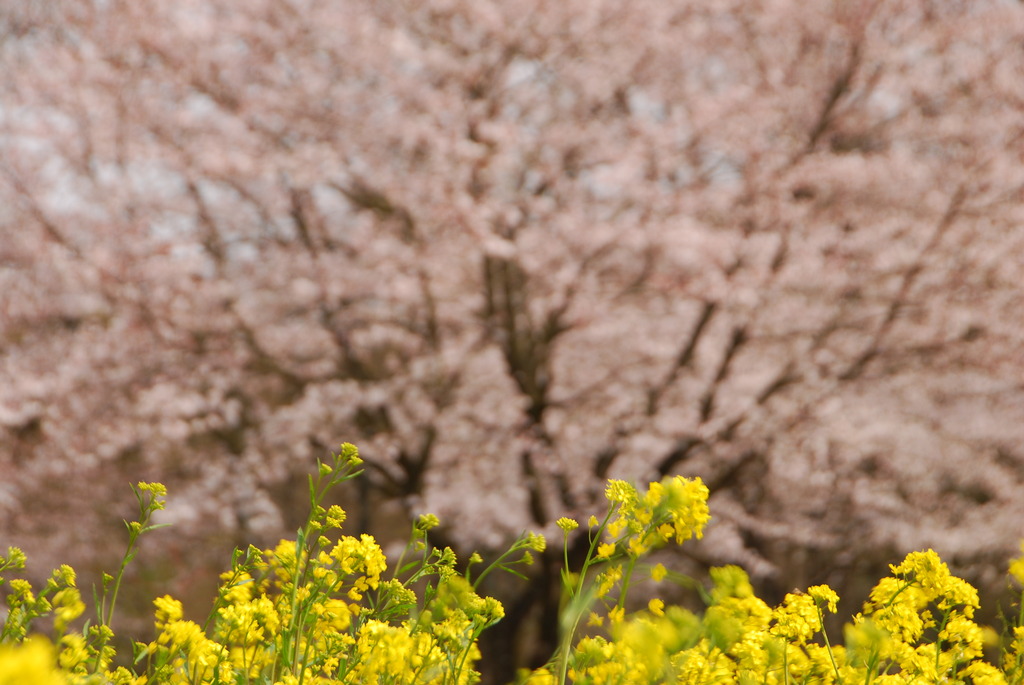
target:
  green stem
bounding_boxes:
[618,556,637,610]
[556,506,619,685]
[472,542,524,590]
[815,602,841,683]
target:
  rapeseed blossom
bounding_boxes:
[557,518,579,533]
[0,444,507,685]
[771,591,822,643]
[1009,541,1024,586]
[0,637,66,685]
[599,476,710,561]
[4,443,1024,685]
[542,539,1011,685]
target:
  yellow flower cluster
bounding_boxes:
[134,447,504,684]
[557,551,1012,685]
[533,471,1024,685]
[0,637,66,685]
[601,476,710,559]
[4,443,1024,685]
[0,445,509,685]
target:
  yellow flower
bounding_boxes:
[136,482,167,508]
[771,592,819,644]
[1,547,27,570]
[596,542,616,559]
[220,572,254,605]
[416,513,440,531]
[890,548,979,612]
[596,566,623,598]
[107,667,147,685]
[525,532,547,552]
[605,480,638,505]
[330,534,387,588]
[522,667,557,685]
[0,637,66,685]
[808,584,840,613]
[626,537,649,558]
[643,481,665,508]
[52,586,84,634]
[940,614,984,660]
[317,598,353,632]
[556,517,579,532]
[325,505,346,529]
[650,563,667,582]
[338,442,363,466]
[962,662,1008,685]
[153,595,184,627]
[1009,541,1024,586]
[57,633,89,672]
[658,476,710,544]
[606,518,627,538]
[7,579,35,606]
[648,598,665,616]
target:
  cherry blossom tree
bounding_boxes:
[3,0,1024,680]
